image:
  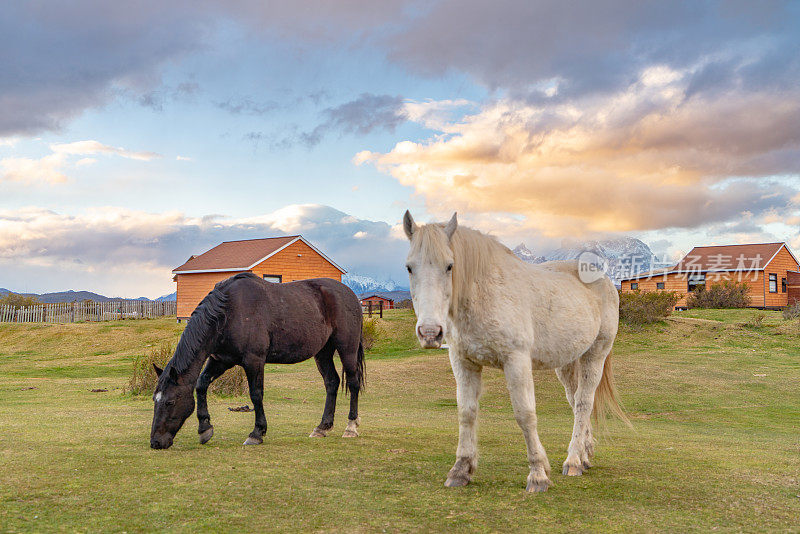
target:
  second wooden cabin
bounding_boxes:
[620,242,800,309]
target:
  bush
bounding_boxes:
[783,302,800,320]
[362,318,380,351]
[0,293,41,308]
[210,366,247,396]
[128,342,172,395]
[619,290,680,325]
[128,341,247,396]
[687,281,750,309]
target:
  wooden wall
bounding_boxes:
[763,247,800,308]
[175,240,344,318]
[250,240,342,283]
[176,271,240,319]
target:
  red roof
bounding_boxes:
[173,236,345,274]
[672,243,786,272]
[620,242,797,281]
[361,294,394,302]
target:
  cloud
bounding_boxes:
[0,3,213,136]
[0,204,410,297]
[0,140,162,184]
[386,1,800,98]
[358,62,800,235]
[214,98,278,116]
[51,140,161,161]
[301,94,407,147]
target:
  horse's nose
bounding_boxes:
[150,439,162,449]
[418,324,443,339]
[417,324,443,348]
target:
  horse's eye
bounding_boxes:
[166,400,175,406]
[406,265,412,274]
[446,264,453,272]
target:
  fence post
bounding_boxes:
[379,301,383,318]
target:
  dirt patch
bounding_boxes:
[228,405,252,412]
[89,388,108,392]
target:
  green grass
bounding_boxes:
[1,310,798,532]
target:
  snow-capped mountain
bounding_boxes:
[512,237,672,283]
[342,273,407,295]
[512,243,546,264]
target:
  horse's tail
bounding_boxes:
[592,353,632,428]
[343,337,366,394]
[169,275,237,373]
[356,339,365,390]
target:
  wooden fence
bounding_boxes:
[362,301,384,318]
[0,300,177,324]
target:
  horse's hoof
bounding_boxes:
[199,427,214,444]
[243,436,263,445]
[563,464,584,476]
[526,478,552,493]
[582,459,592,470]
[444,476,470,488]
[342,429,359,438]
[309,428,327,438]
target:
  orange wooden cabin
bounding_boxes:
[360,295,394,310]
[620,242,800,309]
[173,236,346,320]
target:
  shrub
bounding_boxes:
[782,302,800,320]
[128,341,247,396]
[362,318,380,351]
[0,293,41,308]
[128,342,172,395]
[619,290,680,325]
[687,281,750,309]
[210,366,247,396]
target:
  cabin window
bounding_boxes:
[263,274,282,283]
[656,282,665,290]
[688,274,705,293]
[630,282,638,290]
[769,273,777,293]
[782,278,787,293]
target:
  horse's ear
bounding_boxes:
[153,364,163,377]
[444,212,458,241]
[168,366,179,383]
[403,210,417,240]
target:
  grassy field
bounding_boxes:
[1,309,798,532]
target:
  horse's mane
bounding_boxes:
[411,223,517,316]
[165,273,245,375]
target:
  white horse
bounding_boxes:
[403,211,628,492]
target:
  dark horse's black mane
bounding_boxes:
[166,273,244,374]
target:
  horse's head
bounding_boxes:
[150,364,195,449]
[404,210,457,349]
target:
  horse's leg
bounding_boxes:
[195,357,233,444]
[562,345,609,476]
[339,339,362,438]
[310,341,339,438]
[555,361,578,411]
[242,355,267,445]
[504,354,551,492]
[445,352,482,487]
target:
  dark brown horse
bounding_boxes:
[150,272,364,449]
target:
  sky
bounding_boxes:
[1,1,799,298]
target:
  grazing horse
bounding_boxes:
[403,211,629,492]
[150,272,364,449]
